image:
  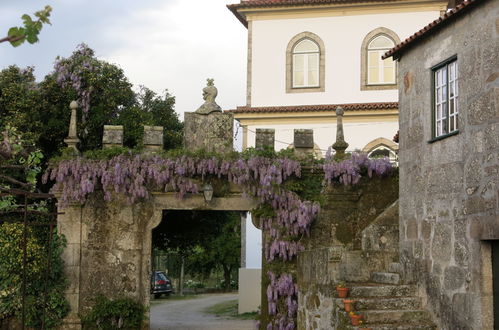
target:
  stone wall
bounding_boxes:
[57,191,257,329]
[297,176,399,329]
[397,1,499,328]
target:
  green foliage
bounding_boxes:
[81,296,145,330]
[0,223,69,328]
[115,87,182,149]
[0,44,183,166]
[4,6,52,47]
[153,211,241,291]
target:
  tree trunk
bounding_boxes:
[223,264,231,292]
[179,256,185,296]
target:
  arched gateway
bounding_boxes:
[53,82,402,329]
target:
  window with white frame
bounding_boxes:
[292,39,319,88]
[433,58,458,138]
[367,35,396,85]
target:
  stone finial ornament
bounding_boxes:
[332,106,349,159]
[64,101,80,152]
[195,78,222,115]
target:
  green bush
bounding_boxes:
[81,296,145,330]
[0,222,69,328]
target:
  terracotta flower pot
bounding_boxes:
[350,314,362,326]
[343,299,355,312]
[336,286,349,298]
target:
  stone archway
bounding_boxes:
[57,188,259,329]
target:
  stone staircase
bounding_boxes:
[333,266,437,330]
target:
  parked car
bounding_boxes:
[151,271,173,298]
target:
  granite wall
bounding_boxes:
[397,1,499,328]
[297,176,399,329]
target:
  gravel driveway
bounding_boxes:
[150,293,257,330]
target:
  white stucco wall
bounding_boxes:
[245,120,398,154]
[250,10,442,107]
[245,213,262,268]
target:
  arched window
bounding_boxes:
[360,28,400,91]
[286,32,325,93]
[292,39,319,88]
[362,137,399,164]
[367,35,395,85]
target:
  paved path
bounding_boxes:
[150,293,256,330]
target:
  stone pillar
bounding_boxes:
[64,101,80,152]
[57,202,83,329]
[294,129,314,157]
[143,126,164,151]
[332,106,349,160]
[184,112,234,153]
[102,125,123,149]
[255,129,275,150]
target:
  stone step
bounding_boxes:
[345,322,437,330]
[371,272,400,285]
[348,283,416,298]
[361,309,432,324]
[388,262,403,274]
[337,297,421,311]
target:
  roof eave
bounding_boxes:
[227,4,249,28]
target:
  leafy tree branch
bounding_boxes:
[0,6,52,47]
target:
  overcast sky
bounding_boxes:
[0,0,247,119]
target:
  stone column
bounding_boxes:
[143,126,164,151]
[102,125,123,149]
[57,202,83,329]
[64,101,80,152]
[332,106,349,160]
[255,129,275,150]
[294,129,314,157]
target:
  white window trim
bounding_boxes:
[433,57,459,139]
[367,36,395,85]
[292,41,320,88]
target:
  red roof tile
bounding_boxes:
[226,102,398,114]
[384,0,486,60]
[227,0,401,27]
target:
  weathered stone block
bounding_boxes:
[255,128,275,150]
[102,125,123,148]
[143,125,163,150]
[294,129,314,148]
[184,112,234,153]
[431,222,452,263]
[406,219,418,240]
[444,265,465,290]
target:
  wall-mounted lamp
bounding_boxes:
[203,183,213,203]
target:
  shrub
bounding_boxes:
[0,223,69,328]
[81,296,145,330]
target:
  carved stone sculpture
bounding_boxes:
[195,78,222,115]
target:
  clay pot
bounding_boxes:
[342,299,355,312]
[336,286,349,298]
[350,314,362,326]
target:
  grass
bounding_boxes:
[203,299,259,320]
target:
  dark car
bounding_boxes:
[151,271,173,298]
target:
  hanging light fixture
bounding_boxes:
[203,183,213,202]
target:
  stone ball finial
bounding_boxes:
[70,101,78,110]
[336,106,344,116]
[196,78,222,115]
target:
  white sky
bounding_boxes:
[0,0,248,119]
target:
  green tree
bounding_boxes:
[153,211,241,291]
[1,6,52,47]
[187,212,241,291]
[0,44,183,162]
[115,86,182,149]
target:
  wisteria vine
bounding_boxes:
[44,151,393,329]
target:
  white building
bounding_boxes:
[227,0,448,313]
